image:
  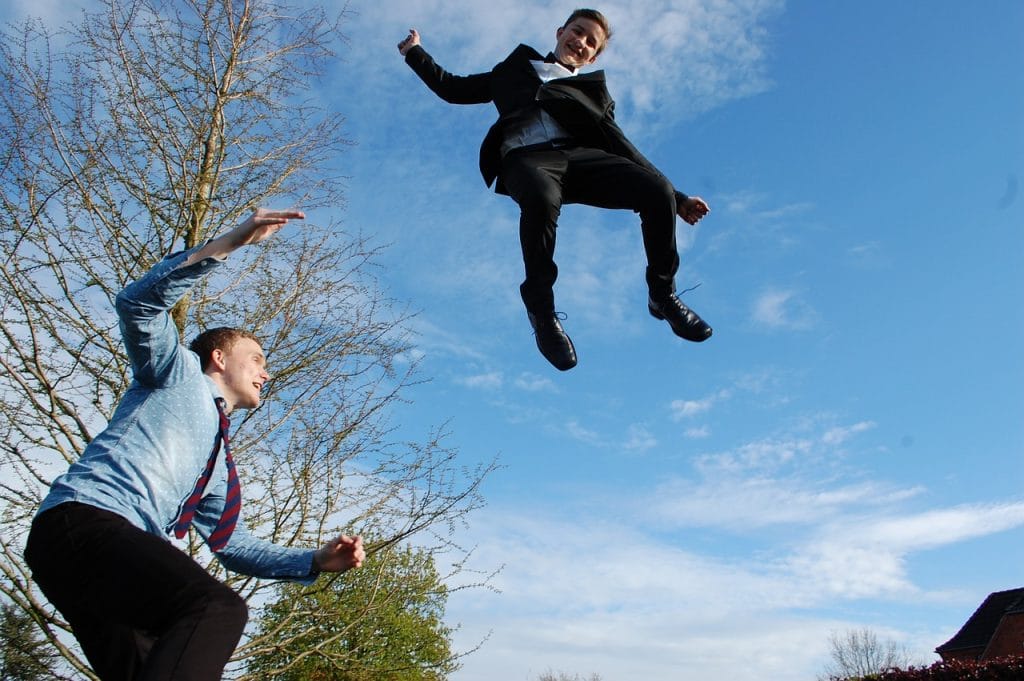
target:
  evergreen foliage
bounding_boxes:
[247,544,458,680]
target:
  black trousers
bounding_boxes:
[500,145,680,312]
[24,502,247,681]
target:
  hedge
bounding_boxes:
[828,656,1024,681]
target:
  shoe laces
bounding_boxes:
[677,282,702,296]
[530,310,568,334]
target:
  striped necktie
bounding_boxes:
[172,397,241,551]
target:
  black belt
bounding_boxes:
[506,138,577,155]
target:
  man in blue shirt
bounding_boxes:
[24,208,366,681]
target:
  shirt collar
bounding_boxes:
[204,374,225,403]
[532,59,577,80]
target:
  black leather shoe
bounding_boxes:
[648,294,713,342]
[527,310,577,371]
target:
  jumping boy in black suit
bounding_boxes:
[399,9,711,371]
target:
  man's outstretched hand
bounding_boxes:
[678,196,710,225]
[187,208,305,265]
[398,29,420,55]
[228,208,306,248]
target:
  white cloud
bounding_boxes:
[849,502,1024,552]
[671,396,715,419]
[721,191,814,222]
[409,317,492,362]
[437,399,1024,678]
[565,420,603,446]
[354,0,782,126]
[685,424,712,438]
[442,482,1023,681]
[784,501,1024,602]
[438,415,994,681]
[670,387,732,420]
[752,287,818,331]
[693,416,884,476]
[513,372,555,392]
[624,423,657,451]
[0,0,86,28]
[598,0,783,128]
[845,240,894,271]
[822,421,876,446]
[647,417,923,532]
[651,476,923,530]
[457,371,504,390]
[697,435,814,472]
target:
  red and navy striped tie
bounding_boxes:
[172,398,241,551]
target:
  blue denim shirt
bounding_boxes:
[38,247,317,583]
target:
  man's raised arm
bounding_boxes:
[186,208,305,265]
[397,28,493,105]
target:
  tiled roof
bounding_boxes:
[936,588,1024,654]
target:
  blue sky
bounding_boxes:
[5,0,1022,679]
[336,2,1023,679]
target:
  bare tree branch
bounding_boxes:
[0,1,494,677]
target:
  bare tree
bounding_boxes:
[0,0,494,678]
[536,671,603,681]
[818,628,914,681]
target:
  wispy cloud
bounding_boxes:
[847,240,892,269]
[623,423,658,452]
[671,396,715,419]
[407,317,492,362]
[721,191,814,222]
[354,0,782,126]
[445,481,1024,681]
[651,475,923,530]
[670,387,731,420]
[565,420,603,446]
[456,371,504,390]
[512,372,555,392]
[751,287,818,331]
[650,417,915,531]
[706,190,818,257]
[846,503,1024,552]
[0,0,86,29]
[701,435,811,471]
[785,501,1024,600]
[442,409,1024,681]
[685,424,712,439]
[600,0,784,129]
[822,420,876,446]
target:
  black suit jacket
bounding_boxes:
[405,44,687,201]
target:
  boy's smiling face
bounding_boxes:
[554,17,607,68]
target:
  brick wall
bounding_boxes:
[982,612,1024,660]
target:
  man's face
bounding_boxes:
[216,337,269,411]
[554,17,606,68]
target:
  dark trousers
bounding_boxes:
[24,502,247,681]
[500,145,680,312]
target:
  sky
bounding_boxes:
[4,1,1023,680]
